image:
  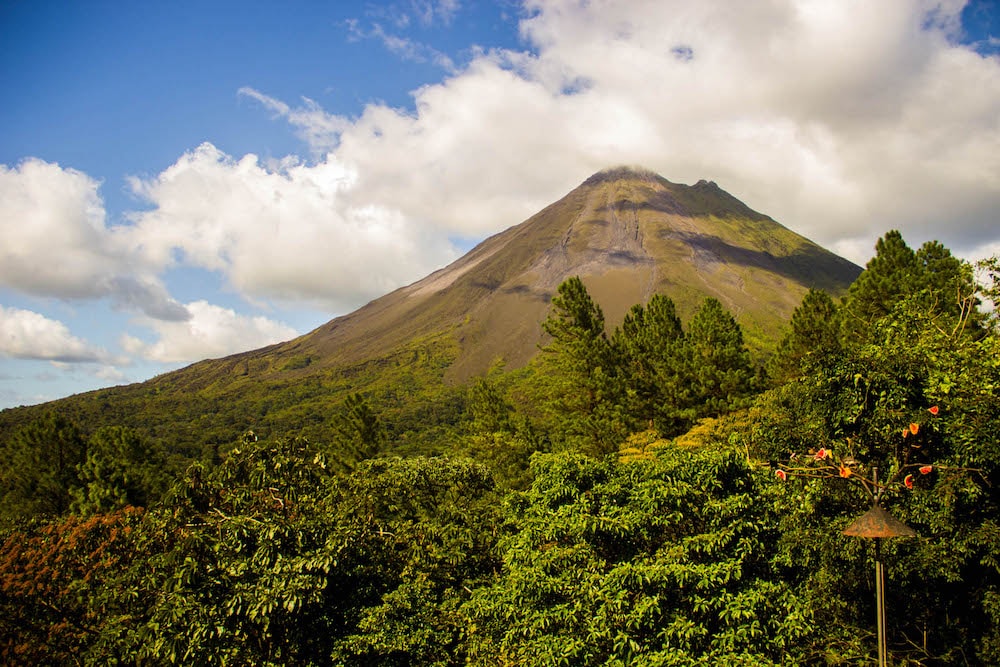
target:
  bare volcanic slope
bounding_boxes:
[276,166,861,381]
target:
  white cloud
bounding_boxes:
[246,0,1000,267]
[0,159,116,298]
[124,143,459,311]
[239,88,349,156]
[0,305,111,362]
[122,300,298,363]
[368,23,457,70]
[0,158,189,320]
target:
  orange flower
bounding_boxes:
[919,465,933,475]
[928,405,940,416]
[902,427,910,438]
[775,469,787,481]
[909,423,920,435]
[904,474,914,489]
[838,465,852,478]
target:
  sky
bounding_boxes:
[1,0,999,409]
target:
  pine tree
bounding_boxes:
[843,232,981,343]
[613,294,691,435]
[842,230,919,340]
[541,277,627,455]
[0,412,86,521]
[331,393,386,472]
[915,240,982,332]
[70,426,168,515]
[768,288,841,384]
[685,297,755,418]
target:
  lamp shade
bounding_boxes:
[843,504,917,538]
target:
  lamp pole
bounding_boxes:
[842,469,917,667]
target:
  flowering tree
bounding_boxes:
[774,405,981,504]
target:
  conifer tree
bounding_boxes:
[768,288,841,384]
[0,412,86,521]
[843,232,980,343]
[915,240,981,331]
[331,393,386,472]
[541,277,627,454]
[842,230,919,339]
[71,426,168,515]
[613,293,691,435]
[685,297,755,417]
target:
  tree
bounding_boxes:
[613,293,692,436]
[685,297,756,418]
[0,412,86,522]
[330,392,386,472]
[59,435,502,666]
[914,239,982,332]
[326,456,500,665]
[459,377,546,490]
[463,445,811,665]
[768,288,841,385]
[540,277,628,455]
[0,508,146,665]
[749,259,1000,663]
[71,425,168,515]
[841,230,919,340]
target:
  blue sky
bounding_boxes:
[1,0,999,409]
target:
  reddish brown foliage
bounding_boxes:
[0,507,144,664]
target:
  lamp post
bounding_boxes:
[842,470,917,667]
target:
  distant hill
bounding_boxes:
[0,167,861,453]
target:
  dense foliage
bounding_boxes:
[1,231,999,664]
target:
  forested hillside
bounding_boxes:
[2,231,999,665]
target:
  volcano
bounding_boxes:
[275,166,860,379]
[0,167,861,447]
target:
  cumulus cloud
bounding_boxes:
[0,305,111,362]
[0,159,189,320]
[121,300,298,363]
[124,143,459,311]
[241,0,1000,267]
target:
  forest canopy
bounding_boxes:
[2,231,999,665]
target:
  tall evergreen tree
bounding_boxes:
[843,232,980,343]
[768,288,841,385]
[330,393,386,472]
[842,230,919,340]
[0,412,86,522]
[685,297,755,418]
[541,277,627,455]
[613,294,691,435]
[71,426,168,515]
[915,240,982,332]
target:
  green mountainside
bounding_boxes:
[4,173,1000,664]
[0,167,860,456]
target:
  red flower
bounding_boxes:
[928,405,940,416]
[775,469,787,481]
[919,465,933,475]
[909,423,920,435]
[902,427,910,439]
[904,474,914,489]
[815,448,829,460]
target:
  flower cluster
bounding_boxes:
[774,405,943,502]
